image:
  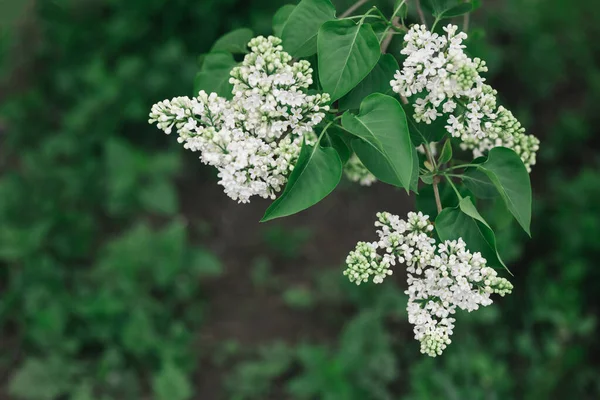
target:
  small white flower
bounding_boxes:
[343,211,513,357]
[149,36,331,202]
[391,24,539,171]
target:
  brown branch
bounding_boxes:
[415,0,427,25]
[340,0,370,18]
[380,16,400,53]
[432,176,443,213]
[463,11,470,32]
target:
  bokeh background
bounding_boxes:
[1,0,599,399]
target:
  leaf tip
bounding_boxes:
[259,212,274,223]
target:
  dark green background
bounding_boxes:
[1,0,599,399]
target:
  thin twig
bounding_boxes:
[422,142,442,212]
[340,0,370,18]
[462,14,470,31]
[462,7,470,31]
[415,0,427,25]
[380,16,400,53]
[432,176,443,213]
[444,174,463,200]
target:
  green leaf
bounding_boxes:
[317,19,380,102]
[462,158,498,199]
[415,182,464,218]
[438,140,453,164]
[441,3,473,18]
[410,146,420,193]
[191,248,223,277]
[211,28,254,54]
[404,106,448,145]
[341,94,413,190]
[261,138,342,222]
[194,52,236,98]
[422,0,476,19]
[326,126,352,163]
[420,174,433,184]
[273,5,296,37]
[9,358,74,400]
[369,21,390,42]
[153,363,193,400]
[475,147,532,235]
[281,0,336,58]
[122,309,157,356]
[436,197,508,272]
[283,286,315,309]
[338,54,398,110]
[394,0,409,19]
[420,0,444,16]
[140,179,178,215]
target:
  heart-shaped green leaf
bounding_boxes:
[317,19,380,102]
[272,5,296,37]
[436,196,509,273]
[475,147,532,235]
[194,52,236,98]
[281,0,336,58]
[422,0,476,19]
[326,125,352,164]
[462,157,498,199]
[341,94,413,190]
[338,54,399,110]
[440,3,473,18]
[211,28,254,54]
[404,106,448,146]
[261,138,342,222]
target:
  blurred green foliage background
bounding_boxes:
[0,0,599,399]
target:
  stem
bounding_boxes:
[415,0,427,25]
[340,15,384,21]
[432,176,443,213]
[462,0,471,32]
[431,16,441,31]
[340,0,370,18]
[391,0,407,20]
[445,163,480,171]
[444,174,463,200]
[463,13,470,32]
[423,142,442,213]
[319,121,335,141]
[380,1,408,52]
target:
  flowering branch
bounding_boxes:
[344,212,513,356]
[148,0,537,358]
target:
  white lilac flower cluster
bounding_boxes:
[390,24,540,171]
[343,211,513,356]
[149,36,331,202]
[344,154,377,186]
